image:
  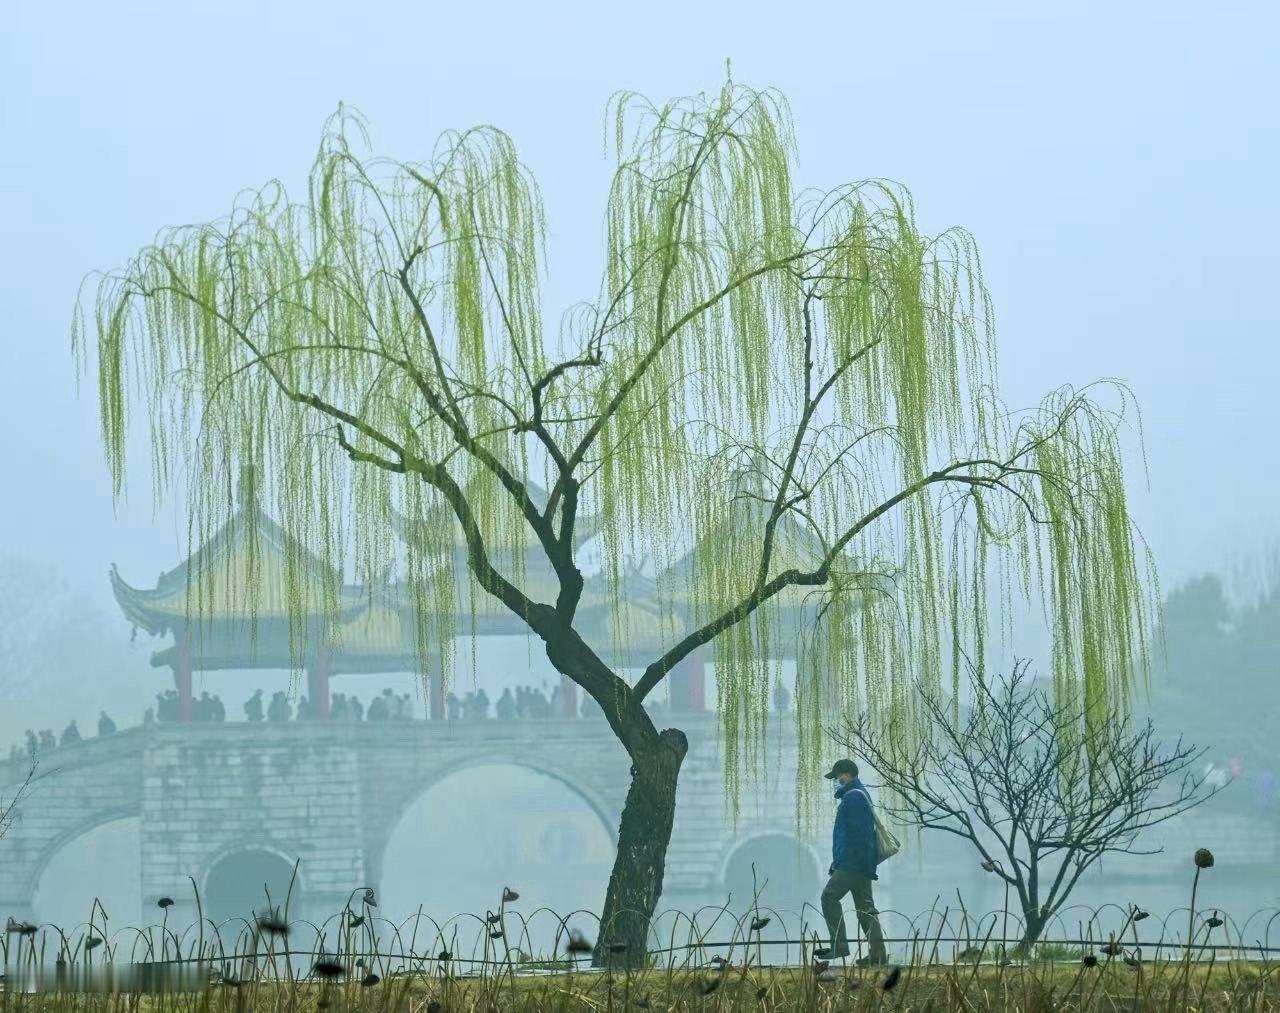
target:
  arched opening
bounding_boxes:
[723,833,821,917]
[33,817,141,930]
[204,848,300,927]
[380,762,615,958]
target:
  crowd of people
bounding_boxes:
[5,679,795,764]
[5,683,545,760]
[489,684,559,719]
[245,687,418,722]
[7,710,122,763]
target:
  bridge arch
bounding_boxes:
[30,810,142,928]
[719,832,823,914]
[365,748,623,886]
[374,759,619,939]
[22,804,140,903]
[200,842,309,927]
[406,754,621,832]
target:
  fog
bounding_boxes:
[2,0,1278,961]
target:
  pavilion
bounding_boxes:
[110,477,883,722]
[110,482,705,721]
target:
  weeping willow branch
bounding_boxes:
[634,447,1058,703]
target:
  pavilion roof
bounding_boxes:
[656,507,820,605]
[654,504,901,612]
[110,504,346,638]
[573,569,689,667]
[110,486,887,674]
[111,500,681,670]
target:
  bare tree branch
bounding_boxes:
[0,750,47,842]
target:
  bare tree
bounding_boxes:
[835,659,1221,951]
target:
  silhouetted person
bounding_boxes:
[394,693,412,720]
[267,691,291,722]
[475,688,490,719]
[296,695,313,720]
[461,689,483,719]
[60,721,81,746]
[366,693,389,721]
[446,692,462,720]
[98,711,117,736]
[157,690,178,723]
[244,689,264,722]
[142,707,155,726]
[194,691,214,721]
[349,695,364,721]
[210,694,226,722]
[331,693,351,721]
[496,688,516,720]
[39,730,57,751]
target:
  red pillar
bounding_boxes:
[308,655,331,718]
[670,646,706,713]
[560,673,578,718]
[174,637,193,722]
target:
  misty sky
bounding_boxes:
[3,0,1277,623]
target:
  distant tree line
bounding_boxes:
[1145,568,1280,804]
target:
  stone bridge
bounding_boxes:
[0,714,830,928]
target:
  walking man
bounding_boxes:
[816,758,888,965]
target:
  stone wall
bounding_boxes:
[0,714,828,926]
[0,727,145,921]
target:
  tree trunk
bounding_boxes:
[1015,906,1049,955]
[592,726,688,968]
[537,618,688,969]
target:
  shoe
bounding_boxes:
[814,948,851,960]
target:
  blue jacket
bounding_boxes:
[831,779,878,880]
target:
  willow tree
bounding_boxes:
[73,75,1156,963]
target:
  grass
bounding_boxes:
[1030,941,1086,963]
[5,857,1279,1009]
[4,960,1280,1011]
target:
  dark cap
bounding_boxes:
[823,758,859,780]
